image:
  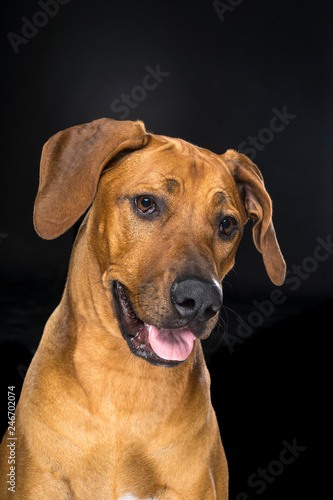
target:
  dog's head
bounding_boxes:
[34,118,286,367]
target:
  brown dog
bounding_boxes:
[0,118,286,499]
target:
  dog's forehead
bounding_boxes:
[146,134,228,172]
[119,134,235,192]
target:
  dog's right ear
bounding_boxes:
[221,149,286,286]
[33,118,150,240]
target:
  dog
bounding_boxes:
[0,118,286,499]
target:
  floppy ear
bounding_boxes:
[33,118,149,240]
[221,149,286,286]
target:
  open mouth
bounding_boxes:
[112,281,196,367]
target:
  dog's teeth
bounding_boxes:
[135,326,146,343]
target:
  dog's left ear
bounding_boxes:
[221,149,286,286]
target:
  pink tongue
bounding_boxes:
[147,325,196,362]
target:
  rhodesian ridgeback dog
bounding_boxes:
[0,118,286,499]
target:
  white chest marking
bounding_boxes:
[119,495,156,500]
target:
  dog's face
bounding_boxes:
[89,136,246,366]
[34,119,286,368]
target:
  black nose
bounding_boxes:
[171,277,223,322]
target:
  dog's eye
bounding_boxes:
[220,216,237,235]
[135,195,156,213]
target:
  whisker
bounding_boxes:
[90,278,103,287]
[222,304,243,322]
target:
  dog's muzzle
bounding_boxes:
[112,278,222,368]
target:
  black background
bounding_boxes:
[1,0,332,498]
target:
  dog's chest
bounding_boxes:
[63,437,172,499]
